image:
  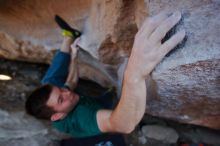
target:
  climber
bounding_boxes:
[25,11,185,138]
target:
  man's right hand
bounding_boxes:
[126,11,185,79]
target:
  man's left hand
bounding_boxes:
[70,38,80,58]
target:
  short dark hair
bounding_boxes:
[25,84,55,120]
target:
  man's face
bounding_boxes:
[46,86,79,114]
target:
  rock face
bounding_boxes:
[0,110,55,146]
[141,125,179,143]
[0,0,219,130]
[148,0,220,129]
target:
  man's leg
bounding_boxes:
[60,36,74,53]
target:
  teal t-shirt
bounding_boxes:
[52,96,103,138]
[41,51,103,137]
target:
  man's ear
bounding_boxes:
[50,113,67,121]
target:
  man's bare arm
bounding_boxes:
[65,38,80,90]
[97,11,186,133]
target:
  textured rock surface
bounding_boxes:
[141,125,179,143]
[0,0,147,64]
[0,0,146,87]
[0,110,60,146]
[0,0,219,130]
[148,0,220,129]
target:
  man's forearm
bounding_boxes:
[59,37,79,90]
[109,62,147,133]
[65,55,78,90]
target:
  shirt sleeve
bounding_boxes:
[41,51,71,87]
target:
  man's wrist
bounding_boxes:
[71,53,78,59]
[124,68,143,84]
[64,83,71,90]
